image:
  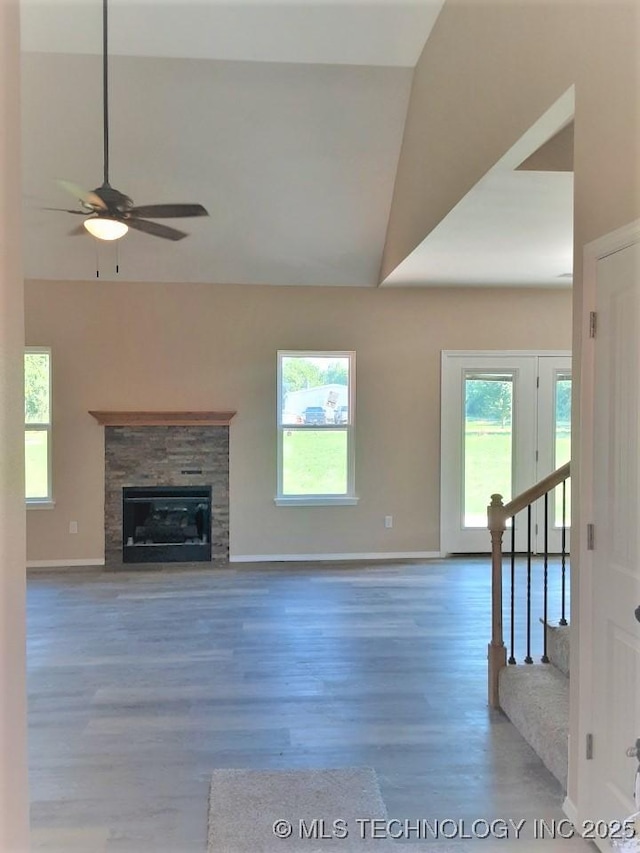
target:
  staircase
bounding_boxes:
[499,624,570,788]
[487,462,571,790]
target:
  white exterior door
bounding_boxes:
[441,351,571,554]
[586,239,640,833]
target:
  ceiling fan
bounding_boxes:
[48,0,208,242]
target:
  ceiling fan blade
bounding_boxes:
[57,180,107,210]
[127,218,188,241]
[43,207,88,215]
[128,203,208,219]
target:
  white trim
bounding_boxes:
[574,220,640,826]
[26,558,105,569]
[276,350,356,502]
[562,795,578,825]
[442,350,572,359]
[583,219,640,262]
[28,553,443,567]
[26,500,55,510]
[572,232,598,830]
[230,551,442,563]
[564,795,613,853]
[274,496,359,507]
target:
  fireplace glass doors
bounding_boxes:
[122,486,212,563]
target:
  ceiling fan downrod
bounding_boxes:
[102,0,110,187]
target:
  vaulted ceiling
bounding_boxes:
[20,0,573,287]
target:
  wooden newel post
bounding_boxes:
[487,493,507,709]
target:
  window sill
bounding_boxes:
[274,496,359,507]
[26,500,55,510]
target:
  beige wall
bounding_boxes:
[382,0,640,278]
[0,0,29,849]
[25,280,571,563]
[382,0,640,819]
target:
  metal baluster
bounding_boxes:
[541,493,549,663]
[509,516,516,665]
[525,505,533,664]
[560,478,568,626]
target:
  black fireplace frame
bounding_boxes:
[122,485,212,564]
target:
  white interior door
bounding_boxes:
[441,351,571,554]
[587,240,640,831]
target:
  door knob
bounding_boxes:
[626,739,640,759]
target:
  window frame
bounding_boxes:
[276,350,357,506]
[25,346,53,507]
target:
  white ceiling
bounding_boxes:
[382,171,574,288]
[20,0,445,67]
[20,0,574,288]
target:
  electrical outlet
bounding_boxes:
[384,515,393,529]
[69,521,78,534]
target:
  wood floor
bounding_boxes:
[27,557,590,852]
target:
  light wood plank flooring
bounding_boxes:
[27,558,589,851]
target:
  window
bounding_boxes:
[25,348,52,504]
[276,351,356,505]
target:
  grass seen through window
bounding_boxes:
[25,349,52,501]
[282,430,347,495]
[25,431,49,499]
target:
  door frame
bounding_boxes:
[569,219,640,839]
[440,349,571,556]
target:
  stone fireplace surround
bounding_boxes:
[90,412,235,566]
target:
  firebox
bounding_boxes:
[122,486,212,563]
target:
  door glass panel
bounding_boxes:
[555,373,572,526]
[464,374,513,527]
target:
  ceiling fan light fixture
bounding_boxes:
[83,217,128,241]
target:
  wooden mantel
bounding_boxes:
[89,411,236,427]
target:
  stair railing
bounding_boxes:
[487,461,570,708]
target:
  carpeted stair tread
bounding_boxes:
[499,664,569,790]
[546,624,570,677]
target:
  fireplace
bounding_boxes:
[90,411,235,566]
[122,486,212,563]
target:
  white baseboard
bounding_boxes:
[27,553,443,567]
[562,795,578,824]
[563,795,611,853]
[27,558,105,570]
[230,551,442,563]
